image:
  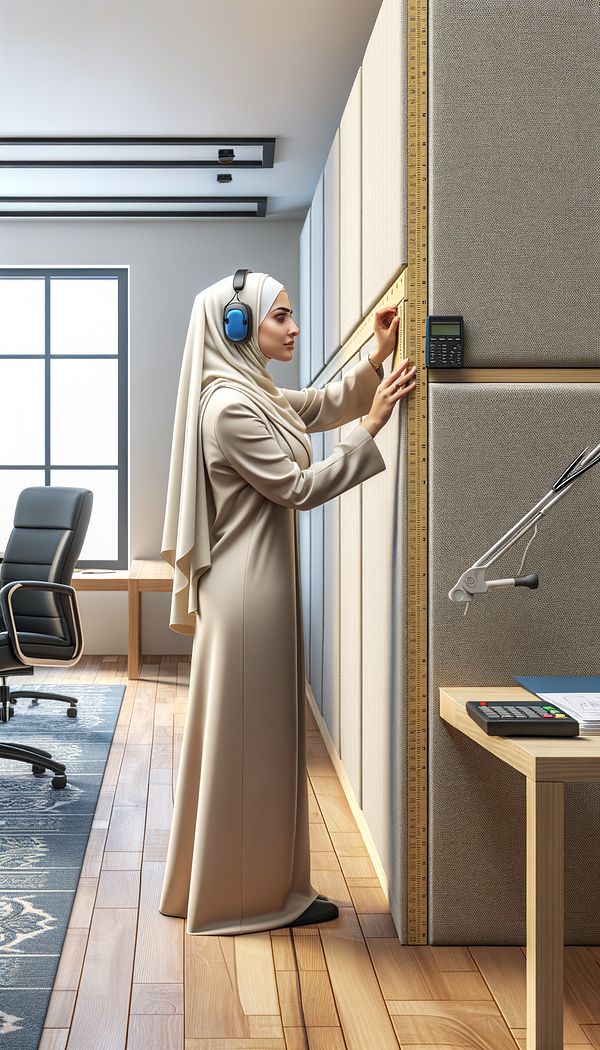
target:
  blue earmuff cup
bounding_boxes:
[224,305,249,342]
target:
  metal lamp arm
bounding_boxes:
[449,442,600,605]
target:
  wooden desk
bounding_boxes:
[440,685,600,1050]
[72,558,175,679]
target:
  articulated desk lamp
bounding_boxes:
[447,441,600,736]
[449,441,600,616]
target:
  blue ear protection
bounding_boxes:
[223,268,253,343]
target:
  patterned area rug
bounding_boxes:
[0,682,126,1050]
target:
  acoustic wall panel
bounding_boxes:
[429,383,600,944]
[429,0,600,366]
[324,130,341,367]
[309,431,325,715]
[360,340,408,934]
[298,503,311,686]
[339,360,364,805]
[322,420,342,750]
[340,68,363,347]
[299,208,311,389]
[310,174,325,380]
[361,0,407,315]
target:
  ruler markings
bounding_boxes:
[406,0,429,943]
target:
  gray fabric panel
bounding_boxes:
[361,0,407,314]
[298,504,311,686]
[339,361,364,805]
[310,173,325,379]
[360,342,408,928]
[324,131,341,364]
[340,68,363,347]
[429,383,600,943]
[299,209,311,389]
[323,423,342,750]
[428,0,600,366]
[309,431,324,714]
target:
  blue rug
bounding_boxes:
[0,682,126,1049]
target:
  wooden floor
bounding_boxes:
[11,654,600,1050]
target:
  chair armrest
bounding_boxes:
[0,580,84,668]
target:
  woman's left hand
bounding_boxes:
[373,304,402,361]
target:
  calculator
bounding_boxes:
[466,700,579,736]
[426,315,464,367]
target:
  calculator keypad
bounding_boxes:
[466,700,579,736]
[427,336,463,368]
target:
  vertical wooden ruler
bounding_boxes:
[405,0,428,943]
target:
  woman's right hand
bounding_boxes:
[361,359,417,437]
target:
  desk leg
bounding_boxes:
[526,779,564,1050]
[128,579,141,680]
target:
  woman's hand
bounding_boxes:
[361,359,417,437]
[372,304,402,362]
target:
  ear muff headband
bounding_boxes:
[223,268,253,343]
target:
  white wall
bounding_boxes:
[0,218,302,654]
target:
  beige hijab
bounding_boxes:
[161,271,312,635]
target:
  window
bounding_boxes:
[0,268,128,569]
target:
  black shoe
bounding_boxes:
[289,897,339,927]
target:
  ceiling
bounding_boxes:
[0,0,384,220]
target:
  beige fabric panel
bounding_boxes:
[324,130,341,365]
[309,431,324,714]
[429,383,600,943]
[299,211,313,681]
[310,173,325,379]
[322,421,342,749]
[361,0,407,315]
[360,341,407,929]
[340,67,363,347]
[299,208,311,389]
[339,359,364,805]
[428,0,600,366]
[298,504,311,687]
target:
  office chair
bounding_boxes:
[0,486,93,789]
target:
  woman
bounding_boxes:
[159,270,417,935]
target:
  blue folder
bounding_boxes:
[515,675,600,697]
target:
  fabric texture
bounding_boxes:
[428,383,600,944]
[158,345,386,935]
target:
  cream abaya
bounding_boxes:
[159,281,386,935]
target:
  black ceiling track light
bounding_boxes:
[0,136,275,217]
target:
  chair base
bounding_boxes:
[0,679,73,789]
[0,740,68,788]
[10,688,78,716]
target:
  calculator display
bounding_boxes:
[430,322,461,336]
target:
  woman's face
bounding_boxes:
[257,289,300,362]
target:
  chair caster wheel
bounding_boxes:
[67,707,77,717]
[32,764,46,776]
[52,774,67,789]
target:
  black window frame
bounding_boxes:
[0,266,128,570]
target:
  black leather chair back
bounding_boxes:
[0,487,93,642]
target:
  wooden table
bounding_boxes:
[72,558,175,679]
[440,685,600,1050]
